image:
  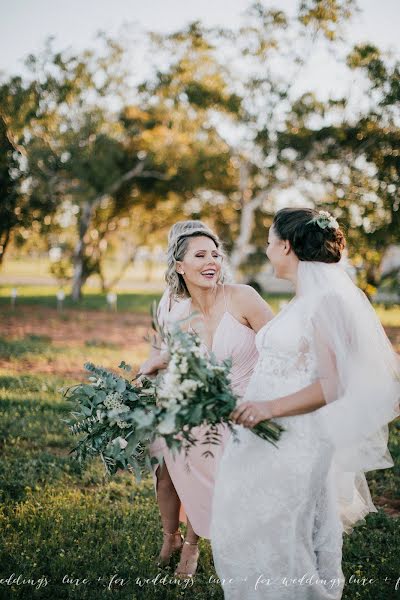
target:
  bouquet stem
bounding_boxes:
[252,419,285,447]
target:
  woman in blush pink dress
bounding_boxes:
[140,221,274,578]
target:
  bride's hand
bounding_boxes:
[230,401,273,428]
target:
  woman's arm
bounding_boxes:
[231,380,326,427]
[230,284,274,332]
[139,350,169,376]
[139,289,172,375]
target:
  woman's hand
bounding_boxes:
[139,353,169,376]
[230,400,274,428]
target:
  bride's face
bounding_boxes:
[266,226,289,279]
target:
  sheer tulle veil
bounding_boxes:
[297,261,400,532]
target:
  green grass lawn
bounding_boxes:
[1,371,399,600]
[0,285,161,314]
[1,257,166,284]
[1,285,399,327]
[0,292,399,599]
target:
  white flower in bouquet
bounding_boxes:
[113,436,128,449]
[131,408,155,428]
[108,403,130,417]
[157,399,181,435]
[180,378,202,395]
[104,391,124,410]
[158,369,181,402]
[157,414,177,435]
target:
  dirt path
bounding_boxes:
[4,306,400,347]
[3,306,151,346]
[1,306,152,377]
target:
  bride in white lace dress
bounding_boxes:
[210,208,400,599]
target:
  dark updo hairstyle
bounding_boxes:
[272,207,346,263]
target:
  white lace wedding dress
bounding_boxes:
[210,296,346,599]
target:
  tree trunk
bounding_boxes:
[0,229,11,267]
[71,201,92,302]
[102,246,138,292]
[229,160,265,279]
[70,160,168,300]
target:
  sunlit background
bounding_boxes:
[1,3,400,599]
[1,0,400,302]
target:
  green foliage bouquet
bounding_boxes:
[62,361,157,478]
[152,309,284,456]
[63,305,284,477]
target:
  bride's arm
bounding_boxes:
[231,380,326,426]
[269,380,326,417]
[233,294,353,427]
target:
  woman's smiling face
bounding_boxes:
[176,235,222,290]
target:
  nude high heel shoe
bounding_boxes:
[156,530,184,568]
[174,539,200,579]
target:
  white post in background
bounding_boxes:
[11,288,17,309]
[106,292,117,312]
[57,290,65,312]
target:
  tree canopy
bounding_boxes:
[1,0,398,297]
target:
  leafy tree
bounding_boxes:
[5,0,398,297]
[0,74,58,264]
[272,43,400,292]
[0,108,22,264]
[137,2,358,277]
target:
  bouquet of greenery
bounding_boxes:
[62,361,157,478]
[151,306,284,456]
[63,303,284,476]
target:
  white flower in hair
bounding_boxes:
[309,210,339,230]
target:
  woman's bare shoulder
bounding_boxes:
[224,283,274,326]
[224,283,263,301]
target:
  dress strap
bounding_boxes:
[187,296,194,332]
[222,284,228,312]
[167,288,172,313]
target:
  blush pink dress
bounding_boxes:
[149,285,258,539]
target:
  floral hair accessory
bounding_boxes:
[308,210,339,230]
